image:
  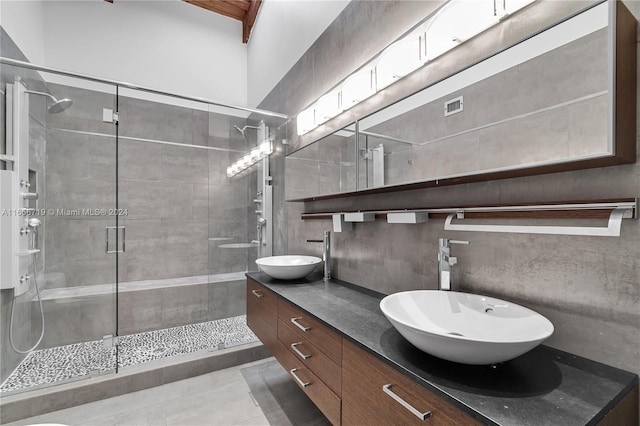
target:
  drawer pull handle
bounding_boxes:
[251,289,263,298]
[290,368,310,388]
[291,317,311,332]
[291,343,311,360]
[382,384,432,421]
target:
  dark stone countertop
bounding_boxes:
[246,271,638,426]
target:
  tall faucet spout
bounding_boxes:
[322,231,331,281]
[306,231,331,281]
[437,238,469,291]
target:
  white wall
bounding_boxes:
[3,0,248,108]
[0,0,46,64]
[247,0,349,108]
[1,0,349,110]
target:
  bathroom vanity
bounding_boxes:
[246,272,638,425]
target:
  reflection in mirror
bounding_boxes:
[285,123,357,200]
[361,3,610,188]
[286,1,635,201]
[358,129,394,189]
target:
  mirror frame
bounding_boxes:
[286,0,636,202]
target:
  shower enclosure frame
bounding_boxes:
[0,58,288,120]
[0,56,289,395]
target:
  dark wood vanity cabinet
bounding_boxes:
[246,278,477,426]
[246,278,278,354]
[246,278,638,425]
[342,339,480,426]
[246,278,341,424]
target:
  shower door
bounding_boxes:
[39,75,121,380]
[0,67,120,394]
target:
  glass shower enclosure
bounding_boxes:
[0,58,287,395]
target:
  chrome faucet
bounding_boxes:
[306,231,331,281]
[437,238,469,291]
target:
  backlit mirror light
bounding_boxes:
[376,28,427,90]
[342,64,377,109]
[503,0,535,16]
[425,0,500,61]
[227,139,275,177]
[316,87,342,124]
[297,107,316,136]
[295,0,536,136]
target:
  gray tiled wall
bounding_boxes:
[262,0,640,384]
[40,83,253,289]
[2,75,257,377]
[33,85,256,348]
[0,29,47,383]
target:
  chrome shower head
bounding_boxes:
[48,98,73,114]
[24,90,73,114]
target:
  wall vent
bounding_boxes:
[444,96,463,117]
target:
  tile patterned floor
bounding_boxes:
[4,358,328,426]
[0,315,257,394]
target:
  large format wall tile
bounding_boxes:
[208,280,246,321]
[160,144,209,185]
[265,0,640,381]
[39,294,116,348]
[118,140,163,182]
[160,285,208,329]
[118,96,198,144]
[36,84,253,342]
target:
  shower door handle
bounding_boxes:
[105,226,126,254]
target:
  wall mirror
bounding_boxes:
[285,1,636,202]
[285,123,357,201]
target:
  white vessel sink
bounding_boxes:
[255,255,322,280]
[380,290,553,365]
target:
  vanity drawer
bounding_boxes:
[277,298,342,364]
[246,279,278,353]
[274,340,341,426]
[342,339,480,426]
[278,318,342,396]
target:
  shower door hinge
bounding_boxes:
[105,226,126,253]
[103,334,119,349]
[102,108,119,124]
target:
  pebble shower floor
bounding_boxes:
[0,315,257,394]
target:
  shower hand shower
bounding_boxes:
[24,90,73,114]
[9,217,45,354]
[28,218,41,250]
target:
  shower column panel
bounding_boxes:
[257,122,272,258]
[0,78,32,296]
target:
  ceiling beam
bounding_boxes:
[224,0,250,12]
[184,0,246,21]
[106,0,261,44]
[242,0,262,43]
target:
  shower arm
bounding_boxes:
[24,90,58,103]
